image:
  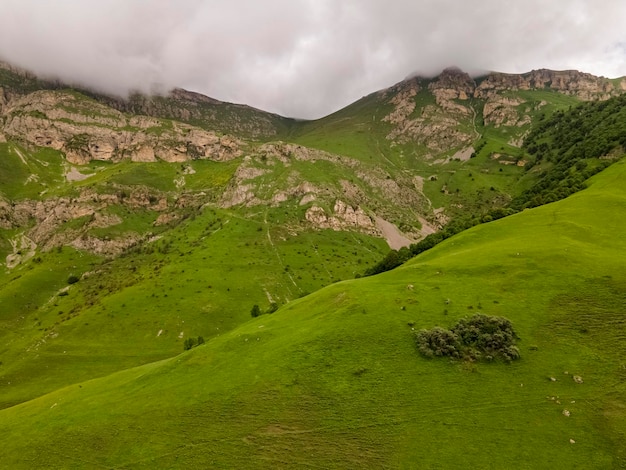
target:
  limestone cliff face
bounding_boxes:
[380,67,626,151]
[1,90,242,164]
[305,201,378,235]
[475,69,624,100]
[382,68,477,155]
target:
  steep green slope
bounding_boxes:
[0,204,386,409]
[287,70,596,221]
[0,141,393,409]
[2,159,624,468]
[363,90,626,277]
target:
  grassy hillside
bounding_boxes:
[288,78,583,222]
[1,159,624,468]
[0,193,387,409]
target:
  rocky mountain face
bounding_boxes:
[382,68,478,154]
[1,60,625,263]
[94,87,294,139]
[0,60,292,145]
[379,67,626,157]
[3,61,623,167]
[2,90,242,164]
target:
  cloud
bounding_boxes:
[1,0,625,118]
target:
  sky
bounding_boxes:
[1,0,626,119]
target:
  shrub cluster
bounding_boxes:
[414,314,520,362]
[250,303,279,318]
[183,336,205,351]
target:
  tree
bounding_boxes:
[250,304,261,318]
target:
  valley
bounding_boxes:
[0,59,625,468]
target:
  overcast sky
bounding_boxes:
[1,0,626,119]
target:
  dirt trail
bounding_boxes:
[264,211,299,294]
[13,145,28,165]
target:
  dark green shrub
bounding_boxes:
[183,337,197,350]
[414,314,520,362]
[67,274,80,284]
[415,327,460,358]
[183,336,205,351]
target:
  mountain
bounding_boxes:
[0,59,625,466]
[1,156,624,468]
[0,61,294,140]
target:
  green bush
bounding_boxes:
[415,327,460,358]
[414,314,520,362]
[67,274,80,284]
[183,336,205,351]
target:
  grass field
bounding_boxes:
[0,201,388,409]
[1,158,624,468]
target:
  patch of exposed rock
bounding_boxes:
[305,200,379,235]
[1,90,243,164]
[0,187,176,258]
[381,79,420,127]
[153,213,180,226]
[374,216,413,250]
[482,96,532,127]
[5,233,37,268]
[428,67,475,114]
[475,69,625,101]
[382,71,475,153]
[70,233,141,257]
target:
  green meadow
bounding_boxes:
[1,158,624,468]
[0,200,388,409]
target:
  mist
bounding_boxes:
[1,0,625,119]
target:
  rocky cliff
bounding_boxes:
[380,67,626,154]
[1,89,242,164]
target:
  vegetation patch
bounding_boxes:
[414,313,520,362]
[183,336,205,351]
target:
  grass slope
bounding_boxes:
[1,159,624,468]
[0,201,387,409]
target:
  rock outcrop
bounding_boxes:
[0,187,186,259]
[380,67,626,153]
[475,69,625,100]
[382,68,476,154]
[1,90,243,164]
[305,200,378,235]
